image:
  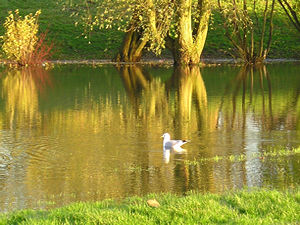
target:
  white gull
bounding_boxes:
[161,133,189,152]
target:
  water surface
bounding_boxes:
[0,64,299,211]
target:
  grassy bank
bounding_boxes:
[0,0,300,60]
[0,189,299,224]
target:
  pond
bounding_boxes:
[0,64,299,212]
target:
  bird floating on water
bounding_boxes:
[161,133,189,152]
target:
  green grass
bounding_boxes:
[0,0,299,60]
[0,189,299,224]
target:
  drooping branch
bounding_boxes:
[278,0,300,32]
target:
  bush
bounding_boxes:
[0,9,52,66]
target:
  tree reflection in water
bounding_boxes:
[217,65,299,131]
[0,68,52,129]
[215,65,299,189]
[118,64,300,192]
[118,65,214,192]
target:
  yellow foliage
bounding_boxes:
[1,9,41,65]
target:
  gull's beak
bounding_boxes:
[161,135,164,138]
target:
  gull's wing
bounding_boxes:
[166,140,189,148]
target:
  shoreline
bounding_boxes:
[1,58,300,67]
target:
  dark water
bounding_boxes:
[0,64,299,212]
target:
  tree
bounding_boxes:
[168,0,211,65]
[61,0,173,62]
[277,0,300,33]
[218,0,275,64]
[114,27,147,62]
[62,0,211,65]
[113,0,173,62]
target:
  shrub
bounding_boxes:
[0,9,53,66]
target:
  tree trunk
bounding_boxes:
[114,30,147,62]
[173,0,210,65]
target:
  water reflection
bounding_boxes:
[117,64,299,190]
[119,65,208,163]
[0,68,51,129]
[217,66,299,131]
[0,68,53,211]
[118,65,209,137]
[119,65,168,120]
[213,65,300,190]
[0,64,298,212]
[168,66,208,135]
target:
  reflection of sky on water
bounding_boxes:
[0,64,299,212]
[245,116,262,188]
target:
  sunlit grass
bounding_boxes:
[0,189,299,224]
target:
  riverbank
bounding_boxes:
[1,58,300,68]
[1,0,300,60]
[0,189,299,224]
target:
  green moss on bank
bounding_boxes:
[0,0,299,60]
[0,189,299,224]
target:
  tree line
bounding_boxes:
[1,0,299,66]
[61,0,299,65]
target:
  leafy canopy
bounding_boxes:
[61,0,211,55]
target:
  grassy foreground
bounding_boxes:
[1,189,299,224]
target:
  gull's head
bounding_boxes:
[161,133,170,140]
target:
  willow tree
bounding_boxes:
[168,0,211,65]
[61,0,211,65]
[218,0,275,64]
[278,0,300,33]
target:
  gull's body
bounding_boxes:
[163,149,171,163]
[162,133,189,151]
